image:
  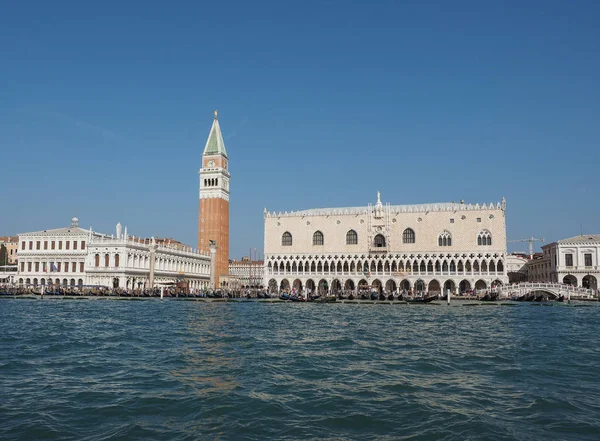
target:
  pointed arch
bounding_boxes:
[373,234,386,248]
[438,230,452,247]
[477,230,492,246]
[346,229,358,245]
[313,231,324,246]
[282,232,292,246]
[403,228,415,244]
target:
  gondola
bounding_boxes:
[44,290,61,295]
[387,294,394,301]
[313,295,336,303]
[555,295,565,302]
[378,293,386,301]
[347,293,355,300]
[480,292,499,301]
[370,292,379,300]
[279,293,290,301]
[289,295,306,302]
[405,295,437,304]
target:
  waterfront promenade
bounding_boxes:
[1,294,597,304]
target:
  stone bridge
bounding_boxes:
[493,282,596,300]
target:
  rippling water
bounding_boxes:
[1,299,599,440]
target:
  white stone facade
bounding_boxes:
[228,258,264,287]
[539,235,599,290]
[17,218,212,290]
[17,217,99,288]
[86,236,211,290]
[506,254,528,283]
[264,195,509,294]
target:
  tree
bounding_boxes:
[0,244,7,267]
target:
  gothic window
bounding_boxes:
[403,228,415,244]
[373,234,386,247]
[313,231,324,246]
[95,254,100,267]
[346,230,358,245]
[477,230,492,246]
[115,254,120,268]
[105,254,110,267]
[438,231,452,247]
[282,232,292,246]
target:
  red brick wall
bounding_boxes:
[199,198,229,286]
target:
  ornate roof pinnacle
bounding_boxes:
[214,109,218,120]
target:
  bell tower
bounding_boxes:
[198,110,230,286]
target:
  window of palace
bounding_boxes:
[346,230,358,245]
[585,253,592,267]
[438,231,452,246]
[477,230,492,246]
[313,231,324,246]
[281,232,292,246]
[403,228,415,244]
[373,234,386,247]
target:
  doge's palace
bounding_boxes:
[263,193,509,294]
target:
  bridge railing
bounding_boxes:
[493,282,597,299]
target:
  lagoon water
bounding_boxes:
[1,299,599,440]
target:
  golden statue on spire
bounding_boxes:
[214,109,218,119]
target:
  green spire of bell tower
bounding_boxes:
[203,110,228,158]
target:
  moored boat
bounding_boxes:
[406,295,437,304]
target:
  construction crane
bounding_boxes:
[507,237,544,259]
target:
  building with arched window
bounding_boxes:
[263,193,508,294]
[525,235,599,290]
[17,218,213,291]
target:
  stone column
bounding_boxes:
[209,241,218,289]
[149,238,157,290]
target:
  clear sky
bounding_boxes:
[1,0,599,258]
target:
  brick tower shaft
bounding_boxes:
[198,110,230,287]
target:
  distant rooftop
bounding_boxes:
[556,234,600,244]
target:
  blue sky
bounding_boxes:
[1,0,599,258]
